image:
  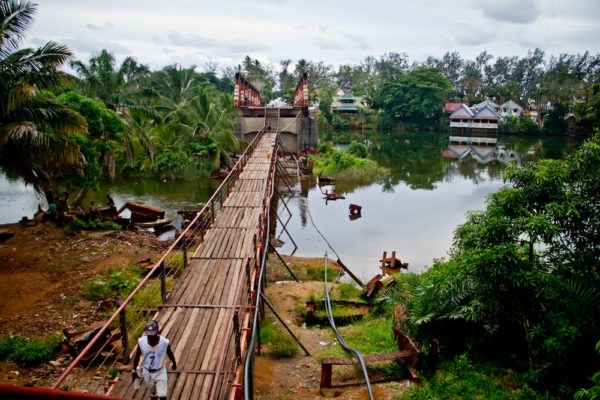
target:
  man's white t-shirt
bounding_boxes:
[138,336,169,370]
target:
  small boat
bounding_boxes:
[323,190,345,201]
[133,216,175,229]
[210,170,229,180]
[117,201,165,223]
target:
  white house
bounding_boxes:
[473,99,500,113]
[449,103,500,131]
[499,100,523,118]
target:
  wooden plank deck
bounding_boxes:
[109,132,276,400]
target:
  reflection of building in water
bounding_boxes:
[443,136,520,165]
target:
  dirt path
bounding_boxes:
[253,256,409,399]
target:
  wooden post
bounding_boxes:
[160,261,166,303]
[182,239,188,269]
[320,364,332,388]
[233,311,241,364]
[381,251,387,268]
[118,307,129,364]
[391,251,396,268]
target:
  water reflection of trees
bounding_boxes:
[315,131,581,193]
[371,133,450,190]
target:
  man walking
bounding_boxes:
[132,320,177,400]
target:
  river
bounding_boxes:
[0,132,582,279]
[274,131,581,279]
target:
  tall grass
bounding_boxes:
[259,317,298,358]
[396,354,551,400]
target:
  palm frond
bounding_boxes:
[0,0,37,57]
[562,278,600,310]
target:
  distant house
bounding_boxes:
[473,99,500,113]
[523,110,542,126]
[443,102,463,114]
[449,103,500,132]
[564,113,577,134]
[499,100,523,118]
[331,95,368,113]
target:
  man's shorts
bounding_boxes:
[142,365,168,397]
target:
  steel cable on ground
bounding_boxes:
[323,255,374,400]
[278,126,372,397]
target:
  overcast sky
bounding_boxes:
[26,0,600,74]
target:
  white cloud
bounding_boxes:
[454,24,496,46]
[478,0,541,24]
[22,0,600,72]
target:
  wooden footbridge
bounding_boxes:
[43,111,282,400]
[6,76,312,400]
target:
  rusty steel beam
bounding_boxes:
[293,72,309,112]
[234,72,261,107]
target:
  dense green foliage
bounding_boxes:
[382,133,600,397]
[312,140,388,181]
[575,341,600,400]
[68,218,121,232]
[0,334,61,367]
[0,1,245,210]
[372,68,452,126]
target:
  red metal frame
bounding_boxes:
[233,72,261,107]
[293,72,309,109]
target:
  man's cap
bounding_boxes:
[145,320,159,336]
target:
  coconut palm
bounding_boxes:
[70,49,157,171]
[0,0,86,207]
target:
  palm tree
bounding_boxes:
[0,0,86,210]
[70,49,125,109]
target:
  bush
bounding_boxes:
[107,269,141,293]
[0,335,60,367]
[348,140,369,158]
[84,276,111,301]
[153,147,193,179]
[312,147,388,181]
[84,265,144,301]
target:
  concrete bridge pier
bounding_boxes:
[236,108,317,153]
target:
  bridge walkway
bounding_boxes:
[109,130,277,400]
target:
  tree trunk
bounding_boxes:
[105,152,116,180]
[522,314,533,371]
[72,187,88,208]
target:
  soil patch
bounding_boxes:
[0,221,168,387]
